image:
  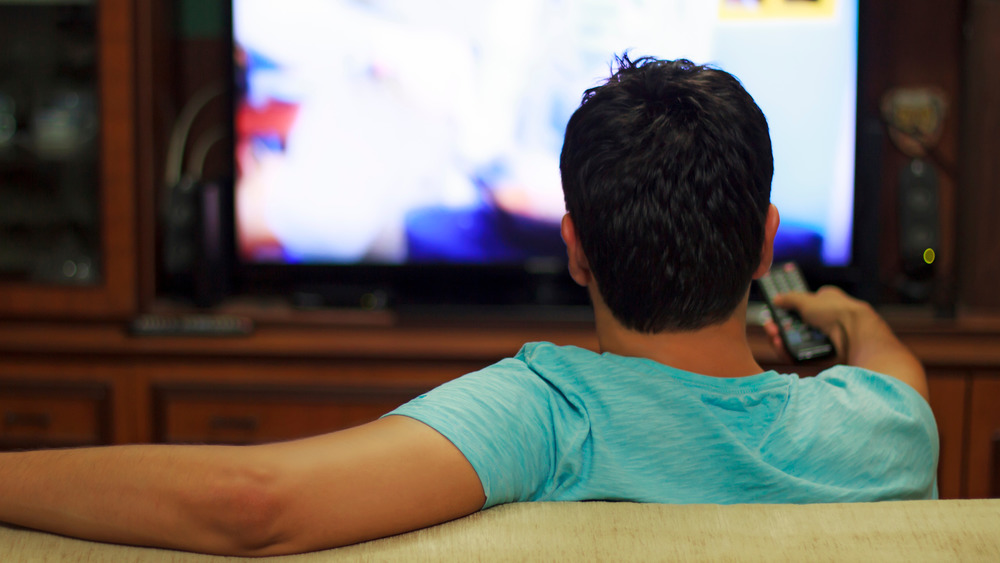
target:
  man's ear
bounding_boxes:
[561,214,592,287]
[752,204,780,279]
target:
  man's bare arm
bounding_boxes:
[0,415,485,556]
[768,286,929,402]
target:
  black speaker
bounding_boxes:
[160,179,232,307]
[896,158,938,302]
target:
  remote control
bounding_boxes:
[756,262,835,362]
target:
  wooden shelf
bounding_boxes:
[2,313,998,368]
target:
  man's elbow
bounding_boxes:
[186,462,301,556]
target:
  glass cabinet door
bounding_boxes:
[0,0,135,319]
[0,2,100,285]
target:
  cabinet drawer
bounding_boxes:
[0,381,111,449]
[154,384,429,445]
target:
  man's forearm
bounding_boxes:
[839,301,929,401]
[775,288,930,402]
[0,444,278,555]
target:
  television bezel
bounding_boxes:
[224,0,879,316]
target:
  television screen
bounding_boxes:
[233,0,858,274]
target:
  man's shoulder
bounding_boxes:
[784,364,939,500]
[797,364,935,426]
[809,364,925,397]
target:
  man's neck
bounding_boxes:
[592,299,764,378]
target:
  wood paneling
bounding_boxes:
[927,373,968,499]
[967,374,1000,498]
[958,0,1000,311]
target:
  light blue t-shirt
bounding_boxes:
[388,342,938,509]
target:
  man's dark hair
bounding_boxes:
[560,55,773,333]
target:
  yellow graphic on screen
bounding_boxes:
[720,0,836,20]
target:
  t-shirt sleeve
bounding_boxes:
[796,365,940,500]
[384,357,557,508]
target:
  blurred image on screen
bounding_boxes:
[233,0,857,269]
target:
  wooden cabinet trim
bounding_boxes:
[966,374,1000,498]
[926,372,969,499]
[0,319,997,367]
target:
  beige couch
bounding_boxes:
[2,500,998,561]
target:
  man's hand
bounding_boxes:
[763,285,863,360]
[763,286,929,402]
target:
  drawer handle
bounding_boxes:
[4,412,52,430]
[209,416,259,432]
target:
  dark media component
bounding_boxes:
[896,158,938,302]
[160,179,232,308]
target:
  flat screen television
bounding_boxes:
[229,0,874,314]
